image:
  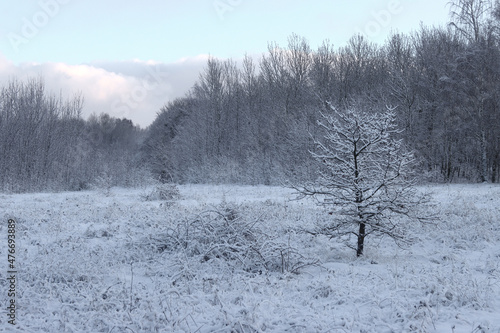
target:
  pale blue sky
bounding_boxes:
[0,0,451,127]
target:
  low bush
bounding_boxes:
[149,202,316,274]
[142,183,181,202]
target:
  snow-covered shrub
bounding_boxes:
[143,183,181,202]
[92,171,114,196]
[149,202,315,274]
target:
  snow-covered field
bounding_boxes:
[1,184,499,332]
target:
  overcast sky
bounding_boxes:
[0,0,451,128]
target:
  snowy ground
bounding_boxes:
[1,184,499,332]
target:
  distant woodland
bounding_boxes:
[1,0,499,192]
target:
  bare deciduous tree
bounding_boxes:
[295,104,428,257]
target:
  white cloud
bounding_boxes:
[0,53,208,127]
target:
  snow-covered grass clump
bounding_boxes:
[1,184,499,332]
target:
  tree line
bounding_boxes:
[0,78,146,192]
[1,0,499,192]
[145,0,500,184]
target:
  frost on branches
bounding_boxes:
[296,104,427,257]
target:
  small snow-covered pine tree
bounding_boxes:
[297,104,426,256]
